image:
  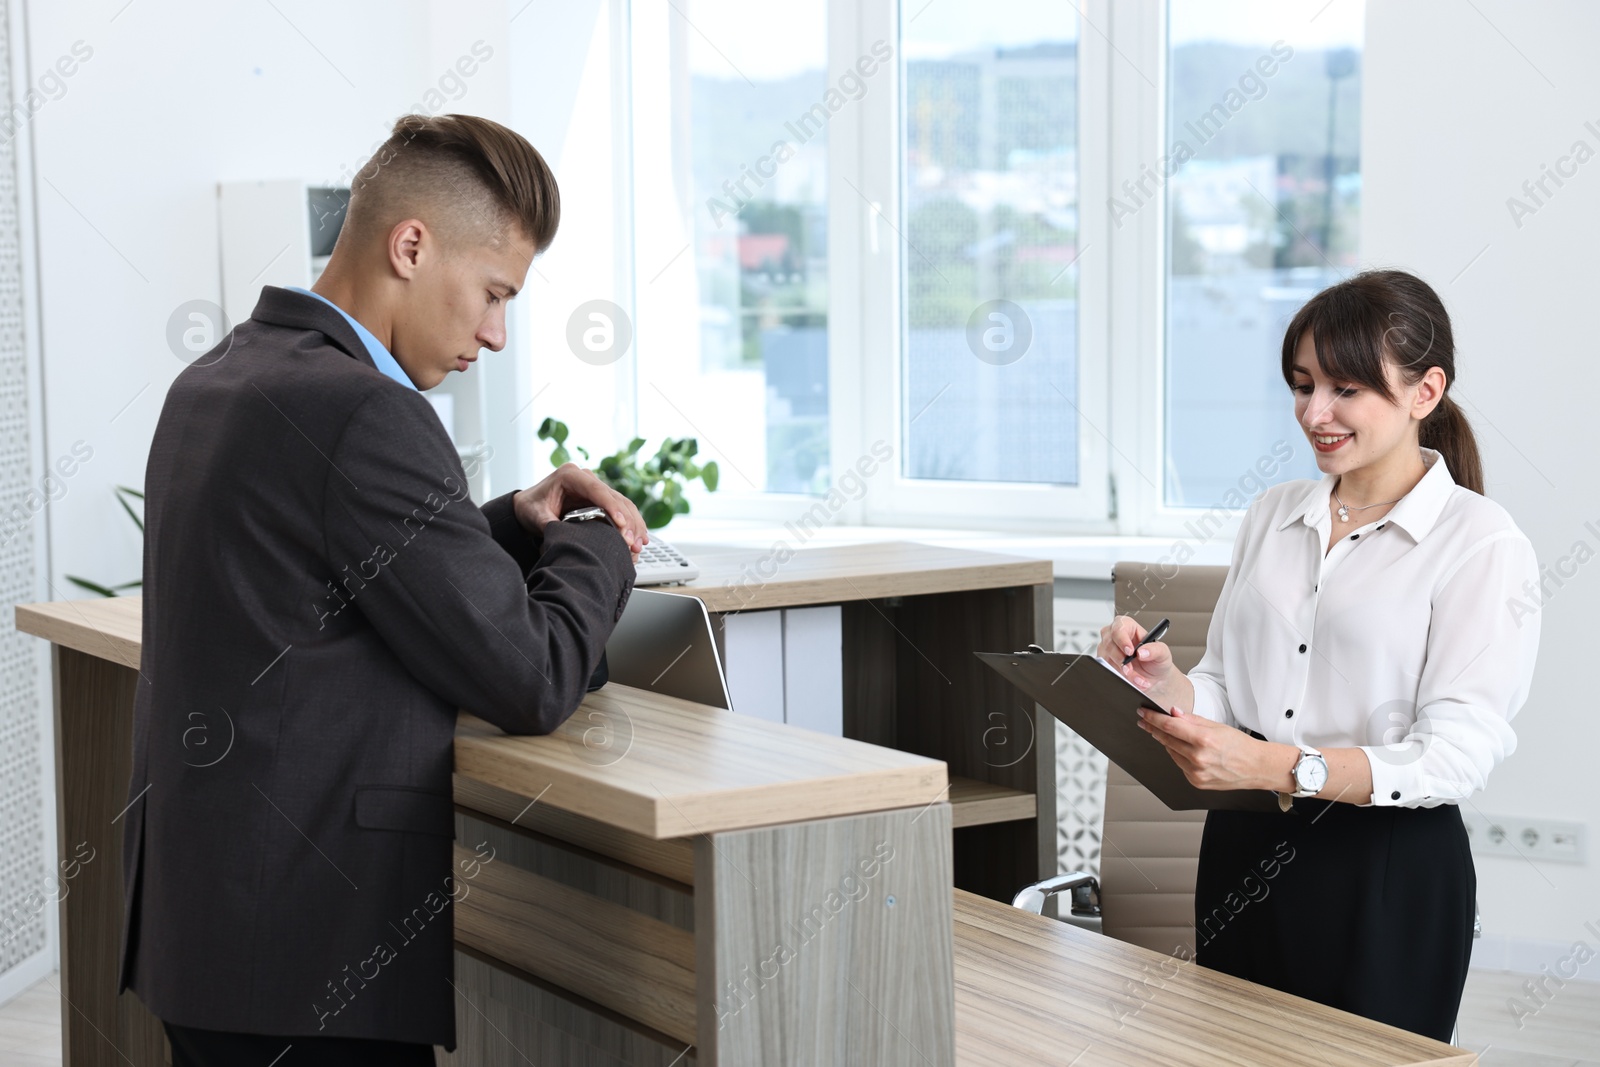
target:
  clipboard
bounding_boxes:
[975,649,1279,813]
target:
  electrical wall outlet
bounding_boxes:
[1462,810,1588,865]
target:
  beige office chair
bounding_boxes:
[1010,562,1222,956]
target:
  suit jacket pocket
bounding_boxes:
[353,785,455,837]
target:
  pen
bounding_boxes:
[1121,617,1170,665]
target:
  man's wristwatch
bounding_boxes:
[1277,744,1328,811]
[561,506,610,524]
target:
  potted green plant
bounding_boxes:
[537,418,718,530]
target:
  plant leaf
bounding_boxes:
[64,575,120,597]
[116,488,144,534]
[701,461,720,491]
[641,499,674,529]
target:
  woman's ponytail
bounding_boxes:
[1419,393,1483,495]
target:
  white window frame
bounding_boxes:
[619,0,870,527]
[848,0,1116,531]
[593,0,1310,543]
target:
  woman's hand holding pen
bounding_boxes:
[1096,615,1194,714]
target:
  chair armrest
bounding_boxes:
[1012,872,1101,917]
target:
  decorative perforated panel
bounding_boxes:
[0,0,49,978]
[1053,605,1109,881]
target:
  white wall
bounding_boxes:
[1363,0,1598,952]
[26,0,519,596]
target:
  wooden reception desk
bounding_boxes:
[17,541,1474,1066]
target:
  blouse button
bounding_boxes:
[1298,644,1307,653]
[1285,709,1295,718]
[1390,791,1401,801]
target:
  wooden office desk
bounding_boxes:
[17,592,959,1066]
[952,891,1474,1066]
[664,539,1058,905]
[18,538,1475,1066]
[662,538,1050,612]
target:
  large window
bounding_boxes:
[505,0,1366,534]
[1163,1,1364,506]
[900,5,1081,486]
[631,1,830,496]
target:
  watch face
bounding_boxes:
[1297,753,1328,794]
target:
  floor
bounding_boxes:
[0,972,69,1067]
[0,969,1595,1064]
[1455,969,1600,1066]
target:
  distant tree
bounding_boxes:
[1169,198,1205,275]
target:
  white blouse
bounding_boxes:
[1188,447,1542,808]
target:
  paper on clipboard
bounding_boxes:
[975,648,1279,812]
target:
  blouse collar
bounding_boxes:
[1275,446,1458,543]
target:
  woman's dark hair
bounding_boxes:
[1280,269,1483,494]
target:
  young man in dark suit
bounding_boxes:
[118,113,646,1065]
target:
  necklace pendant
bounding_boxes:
[1338,506,1349,522]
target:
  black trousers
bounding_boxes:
[1193,791,1475,1043]
[163,1020,436,1066]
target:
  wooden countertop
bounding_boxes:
[15,595,141,668]
[15,596,948,840]
[12,541,1050,660]
[666,539,1052,611]
[952,890,1473,1066]
[455,687,945,839]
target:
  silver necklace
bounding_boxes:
[1333,482,1403,523]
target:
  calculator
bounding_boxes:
[634,536,700,586]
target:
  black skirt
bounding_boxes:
[1193,788,1476,1043]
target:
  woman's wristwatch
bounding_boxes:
[1277,744,1328,812]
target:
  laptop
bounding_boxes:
[603,587,732,710]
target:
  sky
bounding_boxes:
[680,0,1364,80]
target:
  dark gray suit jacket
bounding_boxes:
[117,285,634,1049]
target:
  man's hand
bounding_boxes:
[514,464,649,561]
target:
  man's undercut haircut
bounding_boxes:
[346,112,560,255]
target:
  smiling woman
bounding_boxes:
[1103,265,1541,1044]
[1281,268,1482,497]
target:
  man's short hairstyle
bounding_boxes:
[345,113,560,255]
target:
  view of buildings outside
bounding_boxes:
[901,7,1080,485]
[679,1,1363,506]
[1164,1,1364,506]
